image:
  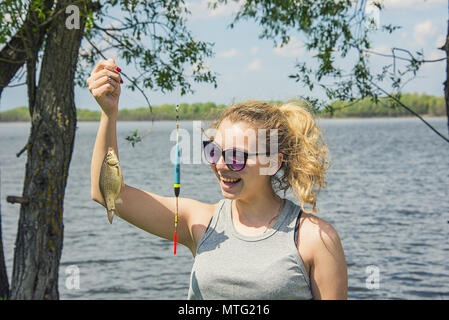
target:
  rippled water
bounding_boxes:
[1,117,448,299]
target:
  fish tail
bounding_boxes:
[107,209,116,224]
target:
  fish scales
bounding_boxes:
[99,147,124,223]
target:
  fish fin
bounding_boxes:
[121,176,124,187]
[107,209,115,224]
[115,197,123,205]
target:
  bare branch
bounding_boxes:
[4,82,26,88]
[94,21,155,32]
[370,80,449,144]
[364,49,446,63]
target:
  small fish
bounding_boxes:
[99,147,124,224]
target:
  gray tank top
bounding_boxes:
[187,198,313,300]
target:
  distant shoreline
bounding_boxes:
[1,94,446,122]
[0,114,445,123]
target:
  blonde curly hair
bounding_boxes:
[210,100,330,214]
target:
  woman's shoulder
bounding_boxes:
[298,210,344,264]
[298,210,347,299]
[183,197,219,220]
[286,200,341,243]
[301,211,340,237]
[185,198,225,226]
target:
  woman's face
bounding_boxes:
[210,119,281,201]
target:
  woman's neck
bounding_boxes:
[232,190,283,227]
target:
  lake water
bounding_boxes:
[1,117,448,300]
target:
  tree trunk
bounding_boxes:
[445,4,449,136]
[0,172,10,299]
[9,0,86,300]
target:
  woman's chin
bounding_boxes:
[222,191,238,200]
[219,178,243,198]
[221,187,240,198]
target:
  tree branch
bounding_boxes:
[0,171,9,299]
[370,80,449,143]
[364,49,446,63]
[0,0,55,98]
[4,82,26,88]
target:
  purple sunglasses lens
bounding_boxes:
[204,142,220,164]
[228,162,245,171]
[224,149,245,171]
[203,141,247,171]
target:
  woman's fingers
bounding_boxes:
[86,59,122,115]
[87,59,122,87]
[88,68,121,86]
[92,58,117,74]
[88,69,121,89]
[90,75,119,99]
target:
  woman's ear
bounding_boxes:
[261,152,284,176]
[273,152,284,176]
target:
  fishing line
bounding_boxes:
[173,104,181,255]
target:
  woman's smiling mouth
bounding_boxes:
[219,175,242,189]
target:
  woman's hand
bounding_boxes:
[87,58,122,117]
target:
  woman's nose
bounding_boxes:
[215,153,228,170]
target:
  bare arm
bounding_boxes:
[113,188,214,254]
[300,215,348,300]
[88,58,121,204]
[87,59,212,254]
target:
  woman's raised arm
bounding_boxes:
[88,58,121,203]
[87,59,213,254]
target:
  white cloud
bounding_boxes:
[273,37,305,57]
[382,0,446,9]
[250,46,259,55]
[184,0,244,21]
[191,60,211,75]
[245,59,262,72]
[414,20,437,46]
[365,2,380,28]
[209,1,242,17]
[217,48,238,58]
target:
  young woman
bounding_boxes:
[88,59,348,300]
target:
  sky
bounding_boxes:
[0,0,447,111]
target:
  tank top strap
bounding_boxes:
[280,199,301,228]
[272,198,304,246]
[294,205,303,248]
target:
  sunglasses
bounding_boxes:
[203,140,270,171]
